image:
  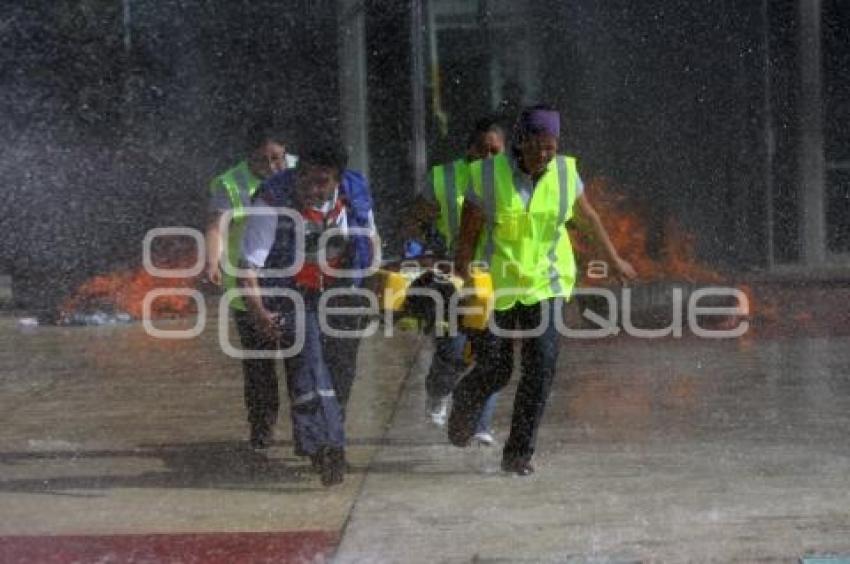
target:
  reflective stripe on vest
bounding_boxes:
[474,154,578,311]
[220,162,255,221]
[215,160,259,221]
[548,156,571,295]
[431,159,467,253]
[481,158,496,264]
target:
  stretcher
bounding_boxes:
[374,259,493,331]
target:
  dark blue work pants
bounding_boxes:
[234,294,365,456]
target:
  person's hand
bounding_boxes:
[253,308,281,342]
[434,260,455,277]
[205,261,222,286]
[613,257,637,283]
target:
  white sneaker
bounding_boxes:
[427,396,449,427]
[472,431,495,446]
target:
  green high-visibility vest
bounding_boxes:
[430,159,469,253]
[469,153,579,311]
[210,160,261,311]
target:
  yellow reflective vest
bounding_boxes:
[430,158,469,253]
[468,153,579,311]
[210,160,261,311]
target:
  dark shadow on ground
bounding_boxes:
[0,434,480,495]
[0,441,321,496]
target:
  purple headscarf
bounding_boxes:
[516,106,560,138]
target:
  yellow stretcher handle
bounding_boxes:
[376,268,494,331]
[379,269,412,311]
[461,269,493,331]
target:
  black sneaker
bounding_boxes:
[309,451,323,473]
[501,456,534,476]
[447,404,476,447]
[320,446,346,486]
[249,421,274,450]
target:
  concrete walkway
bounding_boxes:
[336,336,850,562]
[0,314,420,561]
[1,311,849,562]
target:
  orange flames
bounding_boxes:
[571,177,723,285]
[60,252,199,321]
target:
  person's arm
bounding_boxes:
[238,263,279,341]
[402,196,439,239]
[403,173,440,240]
[574,193,637,281]
[205,212,224,285]
[205,179,234,285]
[238,198,281,340]
[454,199,485,281]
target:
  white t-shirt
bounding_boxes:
[464,155,584,209]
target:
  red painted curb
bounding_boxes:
[0,531,338,563]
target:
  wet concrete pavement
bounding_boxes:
[337,335,850,562]
[1,310,849,562]
[0,313,420,561]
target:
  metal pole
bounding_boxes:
[798,0,826,266]
[762,0,775,269]
[411,0,428,195]
[121,0,133,130]
[427,0,448,137]
[338,0,370,175]
[122,0,132,54]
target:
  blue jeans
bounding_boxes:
[475,392,498,434]
[427,332,498,432]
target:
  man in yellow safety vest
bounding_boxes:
[205,124,297,450]
[407,117,506,445]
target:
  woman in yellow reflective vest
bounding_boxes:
[205,124,296,450]
[449,105,637,475]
